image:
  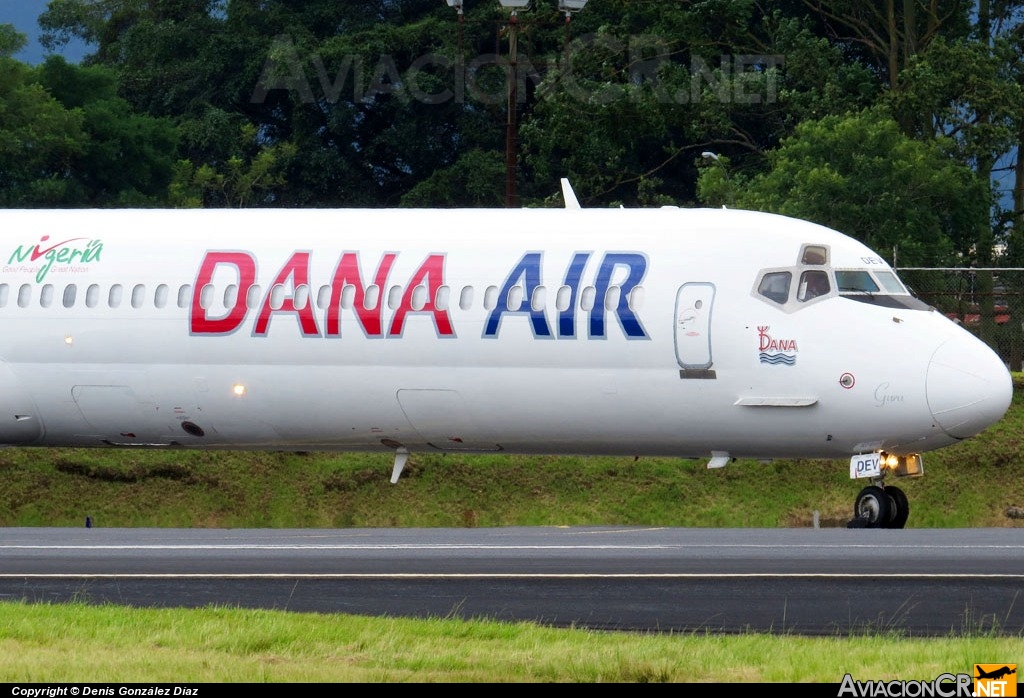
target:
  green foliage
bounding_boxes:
[0,57,86,206]
[0,54,178,206]
[169,123,297,207]
[401,149,505,207]
[0,23,28,57]
[726,108,988,265]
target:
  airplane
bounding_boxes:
[0,181,1012,528]
[975,667,1016,681]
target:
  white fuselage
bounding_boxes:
[0,207,1012,461]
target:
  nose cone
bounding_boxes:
[926,334,1012,439]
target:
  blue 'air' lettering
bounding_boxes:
[484,251,648,340]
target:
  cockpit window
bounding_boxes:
[757,245,928,313]
[797,270,830,302]
[801,245,828,265]
[874,271,908,294]
[836,270,880,294]
[757,272,791,304]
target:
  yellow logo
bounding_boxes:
[974,665,1017,697]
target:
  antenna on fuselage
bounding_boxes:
[560,178,581,209]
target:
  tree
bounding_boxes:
[716,108,988,267]
[37,56,178,205]
[0,23,27,57]
[169,123,296,208]
[0,55,86,206]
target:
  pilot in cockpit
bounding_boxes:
[799,270,830,301]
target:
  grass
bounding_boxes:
[0,602,1020,682]
[1,376,1022,682]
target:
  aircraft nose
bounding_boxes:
[926,334,1013,439]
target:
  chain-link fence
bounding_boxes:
[896,268,1024,371]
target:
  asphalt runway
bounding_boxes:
[1,527,1022,636]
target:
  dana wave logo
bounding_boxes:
[6,235,103,283]
[757,325,798,366]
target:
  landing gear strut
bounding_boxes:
[850,482,909,529]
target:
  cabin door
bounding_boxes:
[674,282,715,369]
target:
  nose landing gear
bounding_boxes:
[850,482,909,529]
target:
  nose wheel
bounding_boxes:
[850,483,909,529]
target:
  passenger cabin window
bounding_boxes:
[555,285,572,312]
[605,286,621,311]
[580,286,596,312]
[757,272,791,304]
[199,284,214,310]
[387,285,402,310]
[363,285,379,310]
[628,286,645,311]
[269,284,286,310]
[435,285,450,311]
[246,284,261,309]
[223,284,238,309]
[411,285,427,311]
[338,284,355,309]
[506,285,524,311]
[530,286,545,312]
[483,286,498,311]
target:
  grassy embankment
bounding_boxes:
[1,376,1022,529]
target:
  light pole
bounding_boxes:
[498,1,531,207]
[558,0,587,59]
[445,1,588,208]
[701,151,735,208]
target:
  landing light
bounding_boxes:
[232,384,247,397]
[878,451,925,478]
[64,335,73,346]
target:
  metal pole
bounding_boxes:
[505,13,518,208]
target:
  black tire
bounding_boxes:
[854,485,892,528]
[884,485,909,529]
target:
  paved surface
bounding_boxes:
[1,527,1021,635]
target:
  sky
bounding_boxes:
[1,0,89,64]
